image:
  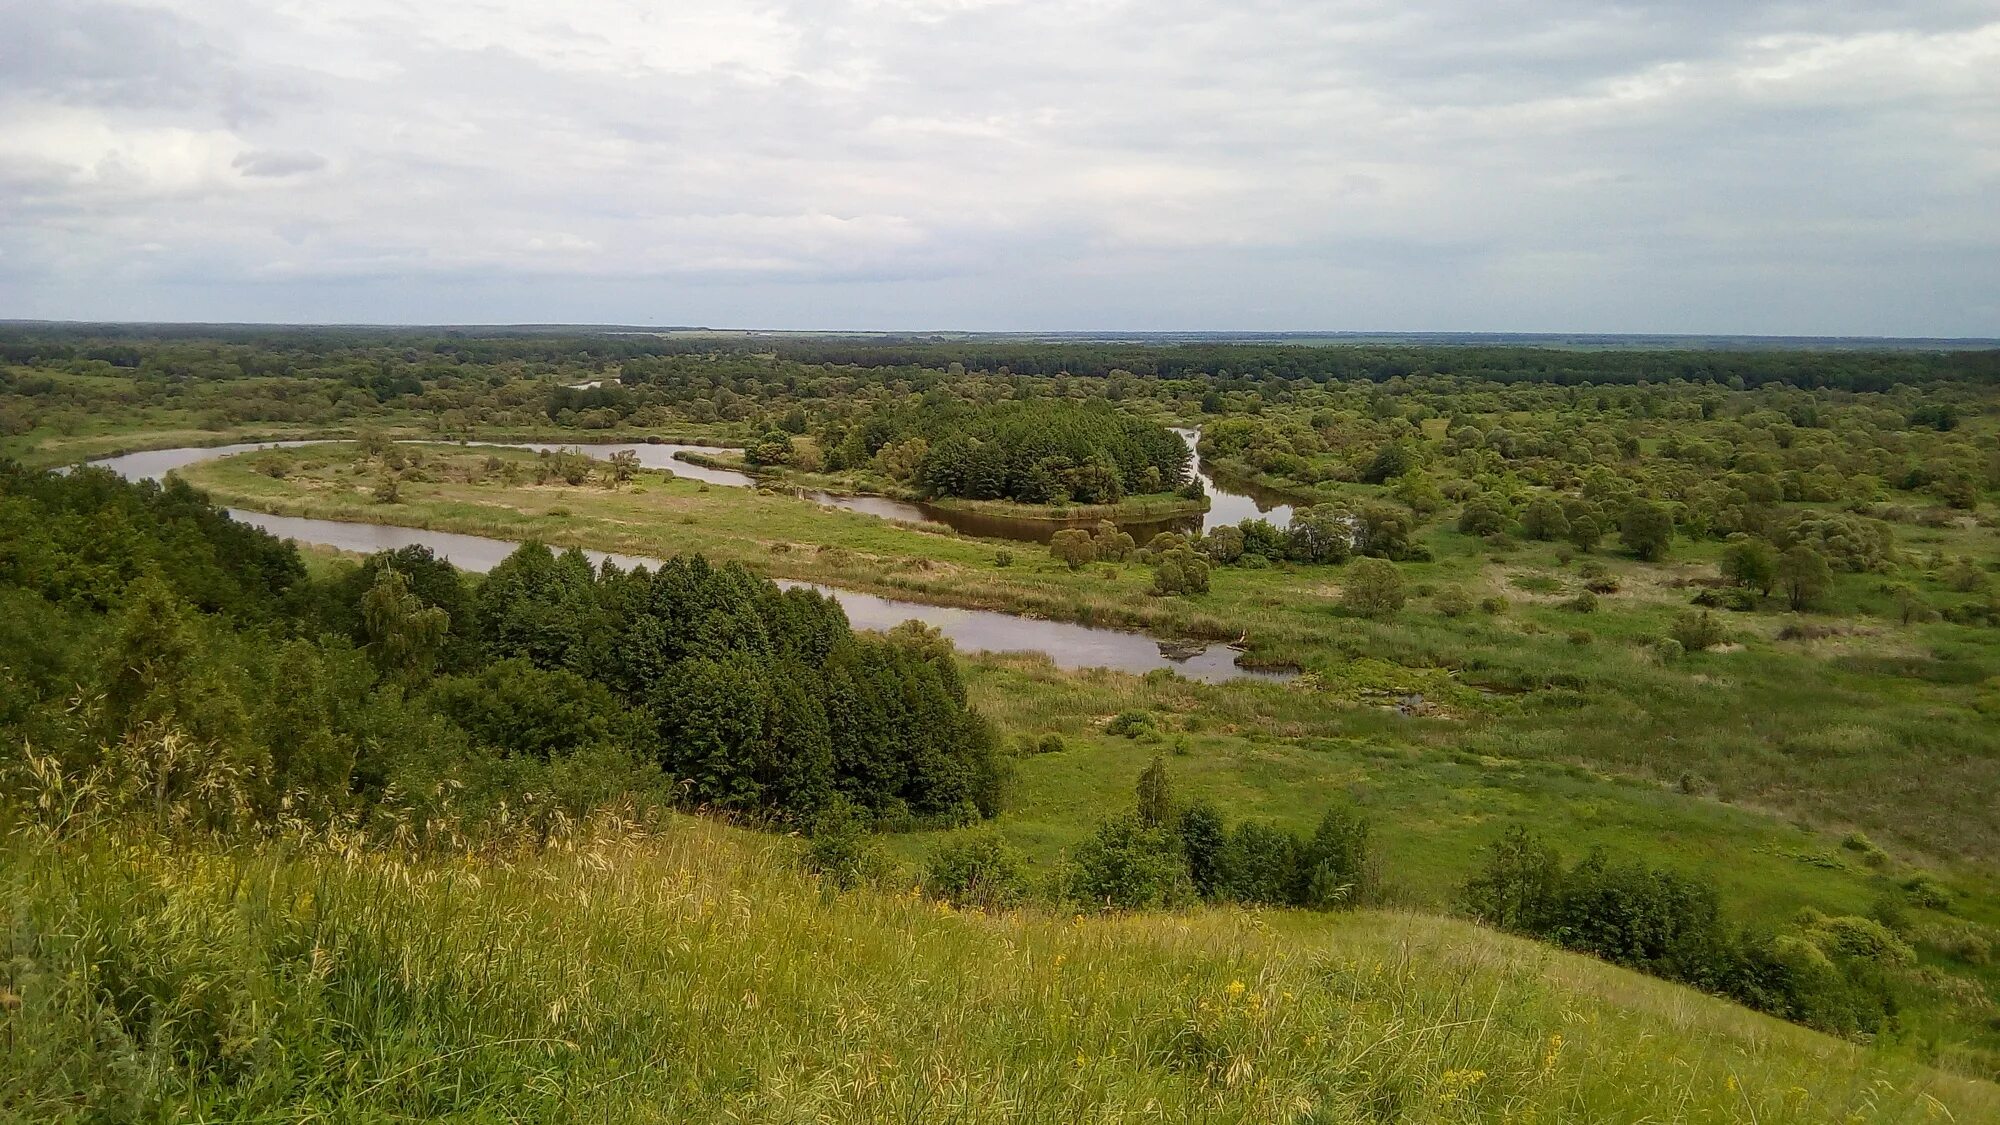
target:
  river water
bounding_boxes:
[90,439,1293,683]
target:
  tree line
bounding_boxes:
[0,461,1001,835]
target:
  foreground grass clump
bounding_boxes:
[4,821,1993,1123]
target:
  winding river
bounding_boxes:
[90,438,1295,684]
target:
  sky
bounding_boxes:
[1,0,1996,335]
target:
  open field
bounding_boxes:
[5,818,1994,1123]
[170,440,2000,1075]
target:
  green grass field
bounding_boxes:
[167,441,2000,1076]
[6,818,1994,1123]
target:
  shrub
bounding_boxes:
[1670,610,1726,652]
[1652,638,1685,662]
[1135,753,1174,829]
[1200,524,1244,564]
[994,550,1013,568]
[1217,821,1302,906]
[1479,595,1510,615]
[924,832,1029,909]
[1432,587,1473,617]
[1037,733,1067,755]
[1175,800,1228,899]
[1066,815,1193,910]
[1562,591,1599,613]
[1105,711,1156,738]
[1340,558,1406,618]
[1903,875,1954,912]
[802,797,889,890]
[1567,629,1594,646]
[1151,547,1211,596]
[1462,828,1903,1037]
[1297,802,1371,909]
[1049,529,1097,571]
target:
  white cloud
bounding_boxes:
[0,0,1995,333]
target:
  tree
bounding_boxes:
[361,566,450,683]
[1456,495,1510,537]
[1049,528,1097,570]
[1092,521,1135,562]
[1218,821,1301,905]
[1520,496,1570,542]
[1719,538,1779,598]
[1298,802,1372,909]
[1341,557,1405,618]
[1135,753,1174,829]
[1778,544,1833,611]
[1176,800,1228,898]
[1362,441,1414,483]
[1200,524,1245,564]
[745,430,794,466]
[1067,815,1193,909]
[1285,505,1352,564]
[1151,547,1211,595]
[1565,512,1602,554]
[607,449,640,484]
[1619,500,1674,561]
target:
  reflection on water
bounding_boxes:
[1171,428,1296,533]
[89,442,1289,682]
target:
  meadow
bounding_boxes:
[172,441,2000,1076]
[6,815,1995,1123]
[5,329,1999,1110]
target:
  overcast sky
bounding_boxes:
[2,0,1995,335]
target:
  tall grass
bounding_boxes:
[4,818,1992,1122]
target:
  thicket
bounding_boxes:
[824,399,1192,505]
[1462,828,1912,1038]
[0,462,1000,835]
[1061,756,1375,912]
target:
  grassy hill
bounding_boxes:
[6,818,1993,1123]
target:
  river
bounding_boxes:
[90,440,1294,684]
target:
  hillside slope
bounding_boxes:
[5,819,1992,1123]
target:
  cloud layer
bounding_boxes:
[2,0,1995,334]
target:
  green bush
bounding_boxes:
[923,832,1029,909]
[1105,711,1156,738]
[1902,874,1954,912]
[1670,610,1727,652]
[801,797,889,890]
[1065,815,1192,910]
[1461,828,1903,1037]
[1432,587,1473,617]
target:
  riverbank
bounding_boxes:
[9,422,749,471]
[674,449,1212,526]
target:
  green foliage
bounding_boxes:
[1341,558,1406,618]
[1284,505,1353,564]
[1670,610,1727,652]
[1048,528,1096,570]
[1720,537,1780,597]
[802,796,889,890]
[1431,587,1473,617]
[361,566,451,682]
[923,831,1029,909]
[1778,545,1834,611]
[1150,546,1211,596]
[1104,711,1157,739]
[1135,752,1174,829]
[881,400,1189,504]
[1618,500,1674,561]
[1521,496,1570,541]
[1064,815,1193,910]
[1462,829,1906,1038]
